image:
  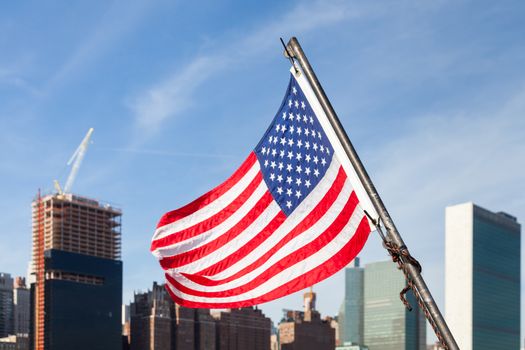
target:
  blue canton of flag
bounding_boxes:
[254,76,334,215]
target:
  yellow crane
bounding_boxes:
[54,128,94,195]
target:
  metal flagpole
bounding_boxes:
[285,37,459,350]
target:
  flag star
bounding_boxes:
[277,175,283,183]
[305,180,311,188]
[305,167,311,175]
[264,160,269,167]
[273,137,278,145]
[286,164,293,172]
[304,128,310,136]
[295,190,302,198]
[297,127,302,135]
[279,150,285,158]
[281,125,287,133]
[288,113,294,120]
[287,139,294,147]
[320,145,324,152]
[303,115,308,123]
[313,156,319,164]
[261,147,266,154]
[272,149,277,157]
[278,162,284,170]
[313,143,318,151]
[286,176,293,185]
[321,158,327,166]
[280,137,286,145]
[311,130,316,138]
[296,165,302,173]
[314,169,320,177]
[295,153,302,161]
[305,154,311,162]
[282,112,287,120]
[287,151,294,159]
[318,133,322,140]
[294,100,299,108]
[295,178,302,186]
[292,86,297,94]
[326,148,330,155]
[270,173,275,181]
[286,189,293,196]
[275,124,281,132]
[288,99,293,107]
[297,139,303,148]
[301,101,306,109]
[310,116,314,124]
[289,126,295,134]
[270,161,276,169]
[286,201,292,208]
[268,136,273,143]
[305,141,310,150]
[277,187,283,195]
[296,114,302,122]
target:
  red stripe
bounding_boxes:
[183,166,347,285]
[155,152,257,229]
[165,190,359,298]
[159,191,276,269]
[150,170,263,252]
[165,216,371,308]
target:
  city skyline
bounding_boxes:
[1,0,524,341]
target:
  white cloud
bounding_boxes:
[128,0,371,134]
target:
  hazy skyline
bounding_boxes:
[1,0,524,341]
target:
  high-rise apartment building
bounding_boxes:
[278,289,335,350]
[30,193,122,350]
[0,273,14,338]
[213,307,271,350]
[130,282,217,350]
[338,258,364,346]
[363,261,426,350]
[13,278,29,335]
[445,202,520,350]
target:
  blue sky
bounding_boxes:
[1,0,524,341]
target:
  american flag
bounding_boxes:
[151,68,376,308]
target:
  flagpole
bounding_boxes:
[285,37,459,350]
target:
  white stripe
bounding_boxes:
[292,67,378,230]
[172,174,354,292]
[165,157,340,275]
[152,179,268,259]
[165,204,365,303]
[152,161,260,241]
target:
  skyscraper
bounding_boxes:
[445,202,520,350]
[0,273,14,337]
[13,277,29,335]
[363,261,426,350]
[30,193,122,350]
[338,258,364,346]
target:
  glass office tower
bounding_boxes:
[363,261,425,350]
[445,202,520,350]
[338,258,364,345]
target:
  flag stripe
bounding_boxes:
[159,191,275,269]
[166,189,358,297]
[181,165,347,284]
[170,159,345,278]
[156,152,257,228]
[151,170,263,252]
[164,213,371,308]
[151,154,260,244]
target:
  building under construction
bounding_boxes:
[30,192,122,350]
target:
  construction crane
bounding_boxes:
[54,128,94,195]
